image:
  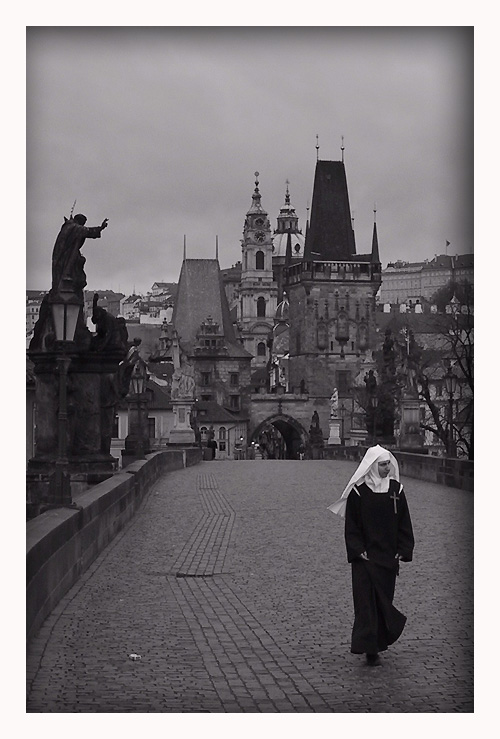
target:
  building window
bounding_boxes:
[257,297,266,317]
[218,426,226,452]
[201,372,211,386]
[256,251,265,270]
[201,394,212,401]
[200,426,208,442]
[257,341,266,356]
[230,372,239,386]
[112,415,119,438]
[230,395,240,410]
[148,417,156,439]
[336,371,350,394]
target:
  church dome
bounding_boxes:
[272,231,305,258]
[272,181,305,257]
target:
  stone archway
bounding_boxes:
[250,414,308,460]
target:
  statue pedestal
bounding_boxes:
[26,349,124,511]
[328,419,341,445]
[169,399,195,445]
[399,396,424,450]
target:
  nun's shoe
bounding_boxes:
[366,653,381,666]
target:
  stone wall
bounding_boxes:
[322,445,473,492]
[26,447,202,643]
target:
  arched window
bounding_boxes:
[200,426,208,442]
[257,342,266,356]
[218,427,226,440]
[255,251,265,270]
[257,297,266,317]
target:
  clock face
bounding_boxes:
[255,231,265,242]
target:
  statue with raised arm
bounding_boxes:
[51,213,108,295]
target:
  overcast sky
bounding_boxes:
[26,26,472,297]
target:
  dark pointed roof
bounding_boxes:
[304,160,356,261]
[172,258,251,357]
[371,221,380,264]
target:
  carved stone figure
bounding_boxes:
[51,214,108,295]
[170,330,195,400]
[330,388,339,418]
[29,214,108,353]
[364,369,377,396]
[117,337,142,397]
[91,293,129,353]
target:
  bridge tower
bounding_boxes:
[284,158,382,437]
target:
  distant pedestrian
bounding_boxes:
[207,439,217,460]
[328,445,414,666]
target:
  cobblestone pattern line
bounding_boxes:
[171,575,332,712]
[171,473,235,577]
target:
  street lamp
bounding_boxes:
[371,394,378,442]
[130,359,148,459]
[48,294,81,507]
[340,402,346,445]
[444,365,458,457]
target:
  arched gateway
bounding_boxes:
[250,414,308,460]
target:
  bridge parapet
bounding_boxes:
[26,447,201,643]
[322,445,473,491]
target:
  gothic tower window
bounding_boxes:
[257,297,266,317]
[317,322,328,350]
[257,341,266,356]
[256,251,265,270]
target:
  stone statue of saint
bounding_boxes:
[117,337,142,397]
[364,369,377,396]
[330,388,339,418]
[170,330,195,400]
[91,293,129,354]
[51,213,108,295]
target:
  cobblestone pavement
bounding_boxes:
[26,460,473,713]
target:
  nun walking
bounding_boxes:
[329,445,414,667]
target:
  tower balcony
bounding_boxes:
[285,260,381,285]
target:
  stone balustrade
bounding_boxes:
[322,445,473,492]
[26,447,202,642]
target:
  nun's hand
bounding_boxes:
[359,552,369,561]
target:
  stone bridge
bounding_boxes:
[27,455,474,712]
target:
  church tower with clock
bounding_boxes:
[238,172,278,368]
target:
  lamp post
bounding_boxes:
[371,394,378,443]
[130,359,148,459]
[340,402,346,445]
[48,294,81,507]
[444,365,458,457]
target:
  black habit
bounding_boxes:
[345,479,414,654]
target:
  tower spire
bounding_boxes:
[371,206,380,264]
[216,235,219,261]
[183,235,186,261]
[315,134,320,162]
[341,135,345,163]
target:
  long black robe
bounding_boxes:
[345,479,414,654]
